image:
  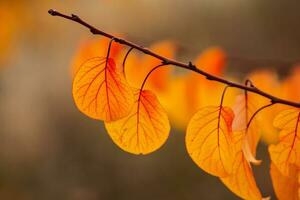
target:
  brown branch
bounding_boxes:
[48,9,300,108]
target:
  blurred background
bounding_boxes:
[1,0,300,199]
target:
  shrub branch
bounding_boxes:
[48,9,300,108]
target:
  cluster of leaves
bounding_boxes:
[71,37,300,199]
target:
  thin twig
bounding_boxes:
[48,9,300,108]
[247,103,275,129]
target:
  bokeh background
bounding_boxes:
[1,0,300,199]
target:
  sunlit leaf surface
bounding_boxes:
[269,109,300,176]
[73,57,134,122]
[71,38,123,76]
[186,106,235,177]
[221,132,263,200]
[105,90,170,154]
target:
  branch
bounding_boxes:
[48,9,300,108]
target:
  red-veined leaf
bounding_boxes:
[72,57,134,122]
[71,38,123,76]
[104,89,170,154]
[269,109,300,176]
[221,132,263,200]
[186,106,235,177]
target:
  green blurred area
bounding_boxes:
[1,0,300,199]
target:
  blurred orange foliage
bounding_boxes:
[0,4,18,65]
[70,36,300,200]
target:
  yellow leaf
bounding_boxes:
[186,106,235,177]
[105,90,170,154]
[221,132,263,200]
[269,109,300,176]
[72,57,134,122]
[270,162,299,200]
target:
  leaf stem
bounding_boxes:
[140,63,169,91]
[122,47,134,79]
[246,103,275,129]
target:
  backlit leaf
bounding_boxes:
[221,132,263,200]
[269,109,300,176]
[105,89,170,154]
[270,162,299,200]
[72,57,134,122]
[71,38,123,76]
[186,106,235,177]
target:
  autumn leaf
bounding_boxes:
[270,162,299,200]
[104,89,170,154]
[186,106,235,177]
[71,37,123,76]
[232,94,261,165]
[220,132,263,200]
[269,108,300,176]
[72,57,134,122]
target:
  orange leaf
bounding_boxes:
[104,89,170,154]
[270,162,299,200]
[269,109,300,176]
[71,38,123,76]
[72,57,134,122]
[186,106,235,177]
[232,94,261,165]
[221,132,263,200]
